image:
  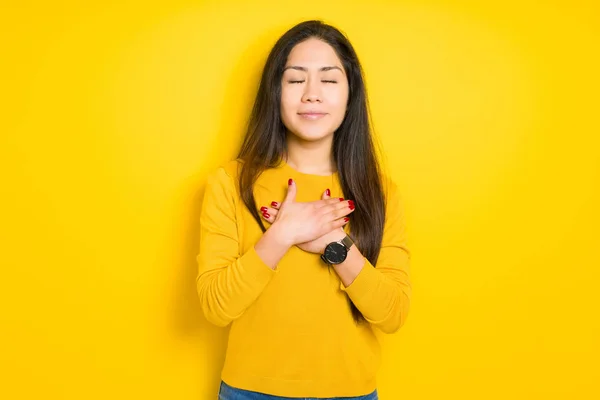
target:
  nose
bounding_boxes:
[302,93,321,103]
[301,79,322,103]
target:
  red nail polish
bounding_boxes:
[339,197,344,202]
[288,178,293,185]
[326,188,331,196]
[271,201,278,207]
[263,212,270,218]
[344,217,349,222]
[349,200,355,210]
[260,206,268,212]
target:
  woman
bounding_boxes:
[197,20,411,400]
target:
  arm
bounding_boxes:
[334,180,412,334]
[195,167,291,327]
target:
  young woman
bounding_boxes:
[196,20,411,400]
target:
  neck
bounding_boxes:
[285,131,336,176]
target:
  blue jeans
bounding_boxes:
[218,381,379,400]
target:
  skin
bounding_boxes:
[253,38,366,287]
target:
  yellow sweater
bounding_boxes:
[196,159,411,398]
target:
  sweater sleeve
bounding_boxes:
[196,166,277,327]
[340,179,412,334]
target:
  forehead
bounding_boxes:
[285,38,343,68]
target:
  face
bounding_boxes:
[280,38,349,142]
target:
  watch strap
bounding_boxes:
[340,235,354,250]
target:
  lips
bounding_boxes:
[298,111,327,120]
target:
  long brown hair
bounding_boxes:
[237,20,386,324]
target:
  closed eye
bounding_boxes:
[286,80,338,84]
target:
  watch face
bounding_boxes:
[324,242,347,264]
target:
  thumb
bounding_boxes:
[321,187,331,200]
[283,178,297,204]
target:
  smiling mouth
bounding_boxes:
[298,112,327,120]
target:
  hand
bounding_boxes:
[262,179,354,246]
[260,185,355,253]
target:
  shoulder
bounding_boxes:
[209,159,243,181]
[215,159,243,180]
[380,173,400,200]
[380,173,406,214]
[205,159,244,195]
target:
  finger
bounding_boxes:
[313,196,346,209]
[321,187,331,201]
[270,200,281,210]
[322,200,355,219]
[260,207,277,223]
[283,178,297,205]
[260,206,279,217]
[327,216,350,232]
[270,208,279,217]
[261,212,275,224]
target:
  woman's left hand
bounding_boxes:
[260,189,351,254]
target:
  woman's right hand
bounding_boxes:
[267,178,355,246]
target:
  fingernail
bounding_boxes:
[349,200,355,210]
[344,217,349,222]
[339,197,344,202]
[326,188,331,196]
[260,206,268,212]
[271,201,278,207]
[263,212,270,218]
[288,178,293,185]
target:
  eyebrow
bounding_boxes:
[283,65,343,73]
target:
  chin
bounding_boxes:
[288,120,337,141]
[289,128,333,142]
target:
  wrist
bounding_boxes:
[333,244,363,268]
[332,245,365,287]
[323,228,348,247]
[255,222,293,270]
[322,228,347,246]
[320,230,356,265]
[267,221,295,248]
[331,227,347,242]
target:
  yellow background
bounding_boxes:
[1,1,599,399]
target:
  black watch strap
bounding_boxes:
[340,235,354,250]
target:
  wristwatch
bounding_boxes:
[321,235,355,265]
